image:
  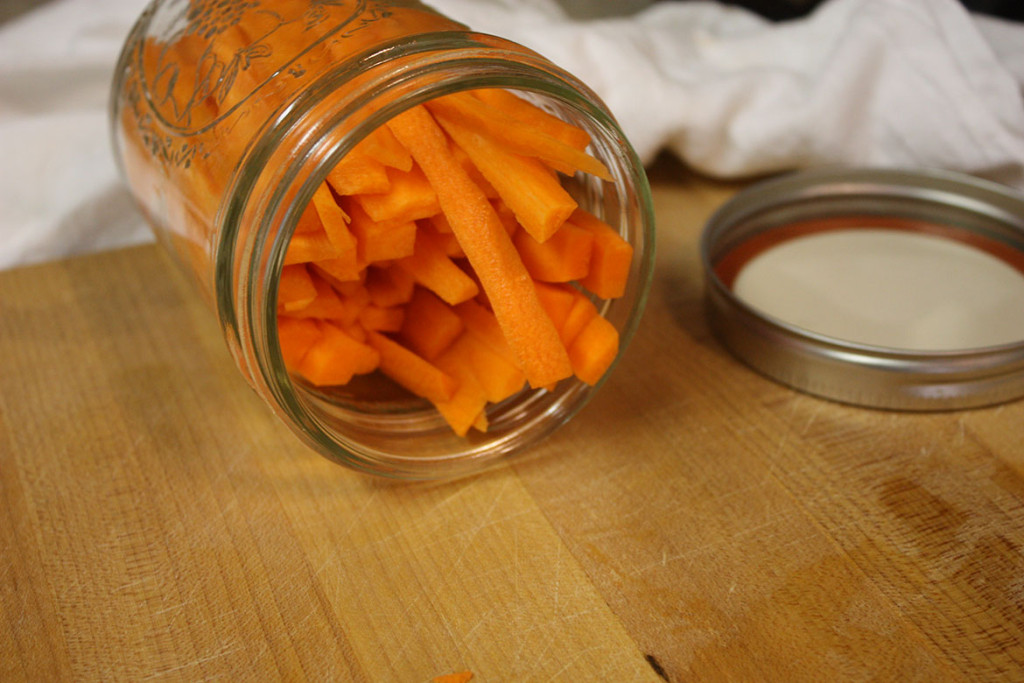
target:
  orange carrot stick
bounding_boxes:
[311,182,358,274]
[433,344,490,436]
[356,124,414,172]
[358,304,405,332]
[284,229,346,265]
[298,321,380,386]
[435,113,578,243]
[569,208,634,299]
[276,316,323,369]
[277,264,318,312]
[425,91,612,181]
[326,150,391,196]
[400,287,464,360]
[396,226,479,305]
[514,222,594,283]
[355,164,440,224]
[567,314,619,386]
[388,105,573,388]
[560,289,599,349]
[366,331,458,404]
[472,88,591,151]
[448,333,526,404]
[344,199,418,264]
[364,265,416,308]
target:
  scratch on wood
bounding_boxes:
[645,653,670,681]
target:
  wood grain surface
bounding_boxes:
[2,158,1024,681]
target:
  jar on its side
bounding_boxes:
[110,0,655,479]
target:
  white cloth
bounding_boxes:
[2,0,1023,270]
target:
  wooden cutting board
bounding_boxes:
[2,159,1023,681]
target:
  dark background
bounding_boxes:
[0,1,1020,31]
[725,0,1023,21]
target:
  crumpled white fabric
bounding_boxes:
[1,0,1023,270]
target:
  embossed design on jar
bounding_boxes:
[131,0,391,137]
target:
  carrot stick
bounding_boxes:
[311,183,358,275]
[560,289,599,348]
[298,321,379,386]
[277,264,318,312]
[284,272,349,320]
[448,333,526,404]
[358,304,405,332]
[454,299,518,363]
[366,331,458,404]
[344,199,417,264]
[356,124,413,172]
[435,113,578,243]
[326,150,391,196]
[567,314,619,386]
[433,344,490,436]
[276,316,322,369]
[532,281,577,333]
[513,222,594,283]
[364,265,416,308]
[396,227,479,305]
[472,88,591,151]
[569,208,634,299]
[425,92,612,181]
[284,229,346,265]
[355,164,440,224]
[400,287,464,360]
[387,105,573,388]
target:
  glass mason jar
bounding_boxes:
[110,0,655,479]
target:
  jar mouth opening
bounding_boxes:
[225,34,655,479]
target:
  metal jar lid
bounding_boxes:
[700,167,1024,411]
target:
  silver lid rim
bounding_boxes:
[700,166,1024,411]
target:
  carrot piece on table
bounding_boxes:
[298,321,380,386]
[366,331,458,404]
[567,313,619,386]
[388,105,573,388]
[425,91,612,181]
[278,264,318,312]
[326,150,391,196]
[276,316,323,369]
[355,164,440,224]
[473,88,591,151]
[433,344,490,436]
[364,264,416,308]
[396,227,479,305]
[570,208,634,299]
[400,287,464,360]
[435,113,578,243]
[514,222,594,283]
[344,199,417,264]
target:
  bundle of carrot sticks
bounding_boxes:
[277,88,634,436]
